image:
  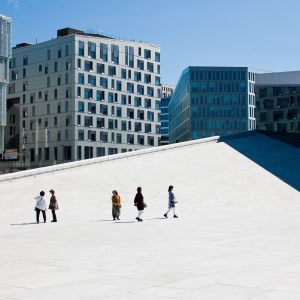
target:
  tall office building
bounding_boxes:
[169,66,256,143]
[0,15,12,157]
[7,27,161,168]
[160,84,174,145]
[255,71,300,133]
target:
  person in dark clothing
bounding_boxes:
[134,186,146,222]
[164,185,178,218]
[49,189,58,222]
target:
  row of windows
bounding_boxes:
[191,81,247,93]
[258,121,300,132]
[79,83,160,98]
[258,109,298,122]
[191,119,248,131]
[191,70,247,81]
[192,105,248,118]
[258,86,300,98]
[257,96,300,110]
[78,70,160,86]
[191,94,247,106]
[77,117,159,133]
[77,102,159,121]
[10,45,70,69]
[22,101,70,118]
[78,41,160,63]
[78,130,158,144]
[77,58,160,74]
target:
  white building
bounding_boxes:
[0,15,12,157]
[7,28,161,168]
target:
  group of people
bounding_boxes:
[112,185,178,222]
[34,185,178,224]
[34,189,58,223]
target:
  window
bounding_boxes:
[147,111,154,121]
[145,123,152,133]
[144,49,151,59]
[138,135,144,145]
[137,109,144,120]
[121,68,126,79]
[77,58,81,69]
[78,41,84,56]
[121,121,127,131]
[116,81,122,91]
[88,130,96,141]
[100,77,108,88]
[54,61,58,72]
[97,147,105,157]
[100,43,108,61]
[65,73,69,84]
[127,134,134,144]
[137,85,144,95]
[23,81,28,91]
[108,148,118,155]
[88,103,96,114]
[65,45,69,56]
[97,63,105,74]
[96,90,105,101]
[117,133,122,144]
[78,101,84,112]
[127,108,134,119]
[129,46,134,67]
[66,88,71,98]
[97,117,105,128]
[155,52,160,62]
[78,73,84,84]
[147,62,154,72]
[84,116,93,127]
[121,94,127,105]
[78,130,84,140]
[23,56,28,65]
[100,104,108,115]
[88,75,96,86]
[100,132,108,142]
[84,88,93,99]
[77,87,81,97]
[127,83,134,93]
[137,59,144,70]
[135,122,142,132]
[144,98,151,108]
[66,60,72,70]
[117,107,122,117]
[111,44,119,64]
[88,42,96,58]
[85,60,93,72]
[148,136,154,146]
[134,71,141,82]
[147,87,154,97]
[134,97,142,107]
[108,66,116,76]
[108,92,114,103]
[144,74,151,84]
[155,76,160,86]
[58,48,61,58]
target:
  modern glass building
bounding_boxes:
[255,71,300,133]
[169,66,256,143]
[6,27,161,169]
[0,15,12,156]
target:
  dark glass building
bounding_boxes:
[255,71,300,133]
[169,67,256,143]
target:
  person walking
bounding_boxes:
[49,189,58,222]
[134,187,146,222]
[34,191,47,224]
[112,190,121,220]
[164,185,178,218]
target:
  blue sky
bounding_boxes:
[1,0,300,85]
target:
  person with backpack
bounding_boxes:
[34,191,47,224]
[49,189,58,222]
[164,185,178,218]
[112,190,121,220]
[134,187,146,222]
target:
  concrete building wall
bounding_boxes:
[0,15,12,156]
[6,29,161,169]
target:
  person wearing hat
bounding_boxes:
[49,189,58,222]
[164,185,178,218]
[111,190,121,220]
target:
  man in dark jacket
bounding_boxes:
[49,189,58,222]
[134,187,146,222]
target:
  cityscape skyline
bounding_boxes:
[1,0,300,85]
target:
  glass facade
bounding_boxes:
[169,67,256,143]
[255,83,300,133]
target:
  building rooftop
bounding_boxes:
[256,71,300,86]
[0,133,299,299]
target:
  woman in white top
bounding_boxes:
[34,191,47,223]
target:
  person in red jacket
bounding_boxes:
[134,186,146,222]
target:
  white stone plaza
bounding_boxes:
[0,133,299,299]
